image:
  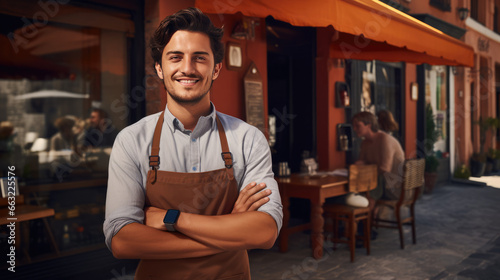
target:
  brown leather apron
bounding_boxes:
[135,111,250,280]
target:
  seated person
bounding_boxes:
[377,109,399,135]
[72,117,88,156]
[50,116,76,151]
[352,111,405,200]
[83,108,117,148]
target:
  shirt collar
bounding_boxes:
[163,102,217,138]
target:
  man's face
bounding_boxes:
[90,111,101,128]
[353,120,371,138]
[155,30,222,104]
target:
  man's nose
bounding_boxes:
[179,57,196,75]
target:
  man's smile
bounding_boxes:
[175,78,200,86]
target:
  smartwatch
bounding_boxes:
[163,209,180,232]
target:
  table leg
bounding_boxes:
[278,194,290,253]
[311,202,324,259]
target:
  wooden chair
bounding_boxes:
[372,158,425,249]
[323,164,378,262]
[0,194,59,262]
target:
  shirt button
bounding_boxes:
[191,138,196,142]
[192,167,197,171]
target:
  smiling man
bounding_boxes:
[103,7,282,280]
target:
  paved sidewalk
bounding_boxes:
[2,182,499,279]
[249,183,500,279]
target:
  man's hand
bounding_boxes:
[354,160,365,165]
[144,206,167,230]
[231,182,271,214]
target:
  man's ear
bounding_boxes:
[155,62,164,80]
[212,63,222,80]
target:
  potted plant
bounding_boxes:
[470,152,486,177]
[424,104,440,193]
[471,117,498,176]
[485,118,500,173]
[424,154,439,193]
[487,148,500,173]
[453,164,471,179]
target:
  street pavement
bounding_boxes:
[2,181,499,280]
[249,182,500,279]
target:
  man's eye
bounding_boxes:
[195,56,206,61]
[170,56,181,60]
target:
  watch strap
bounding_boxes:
[165,223,176,232]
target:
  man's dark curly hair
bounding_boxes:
[150,7,224,68]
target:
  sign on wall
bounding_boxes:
[243,61,265,133]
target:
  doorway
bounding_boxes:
[267,18,316,222]
[266,18,316,173]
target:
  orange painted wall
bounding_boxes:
[157,1,268,124]
[316,28,346,170]
[405,63,418,159]
[208,14,268,123]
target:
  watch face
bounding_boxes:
[164,209,180,224]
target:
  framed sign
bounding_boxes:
[244,62,265,133]
[411,82,419,101]
[226,42,242,70]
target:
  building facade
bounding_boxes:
[1,0,491,276]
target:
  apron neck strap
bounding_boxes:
[216,115,233,169]
[149,110,165,170]
[149,111,233,169]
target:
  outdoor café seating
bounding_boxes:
[323,164,378,262]
[372,158,425,249]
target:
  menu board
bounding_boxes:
[244,62,265,133]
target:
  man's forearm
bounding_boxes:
[111,222,223,259]
[176,211,278,250]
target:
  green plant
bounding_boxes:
[474,117,500,154]
[425,104,440,173]
[453,164,471,179]
[487,148,498,159]
[471,152,487,163]
[425,104,439,154]
[425,155,439,173]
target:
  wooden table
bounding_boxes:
[276,173,349,259]
[0,195,58,262]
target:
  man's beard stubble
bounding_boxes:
[163,75,215,105]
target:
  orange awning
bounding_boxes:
[195,0,474,67]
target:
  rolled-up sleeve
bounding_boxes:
[103,130,146,250]
[240,128,283,232]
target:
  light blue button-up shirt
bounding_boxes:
[103,104,283,249]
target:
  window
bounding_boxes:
[0,1,141,184]
[425,66,448,154]
[470,82,475,143]
[470,0,486,25]
[494,4,499,33]
[430,0,451,12]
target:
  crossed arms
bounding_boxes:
[111,182,278,259]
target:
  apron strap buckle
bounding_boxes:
[221,152,233,169]
[149,155,160,168]
[149,156,160,184]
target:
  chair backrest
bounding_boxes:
[403,158,425,191]
[398,158,425,204]
[348,164,378,193]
